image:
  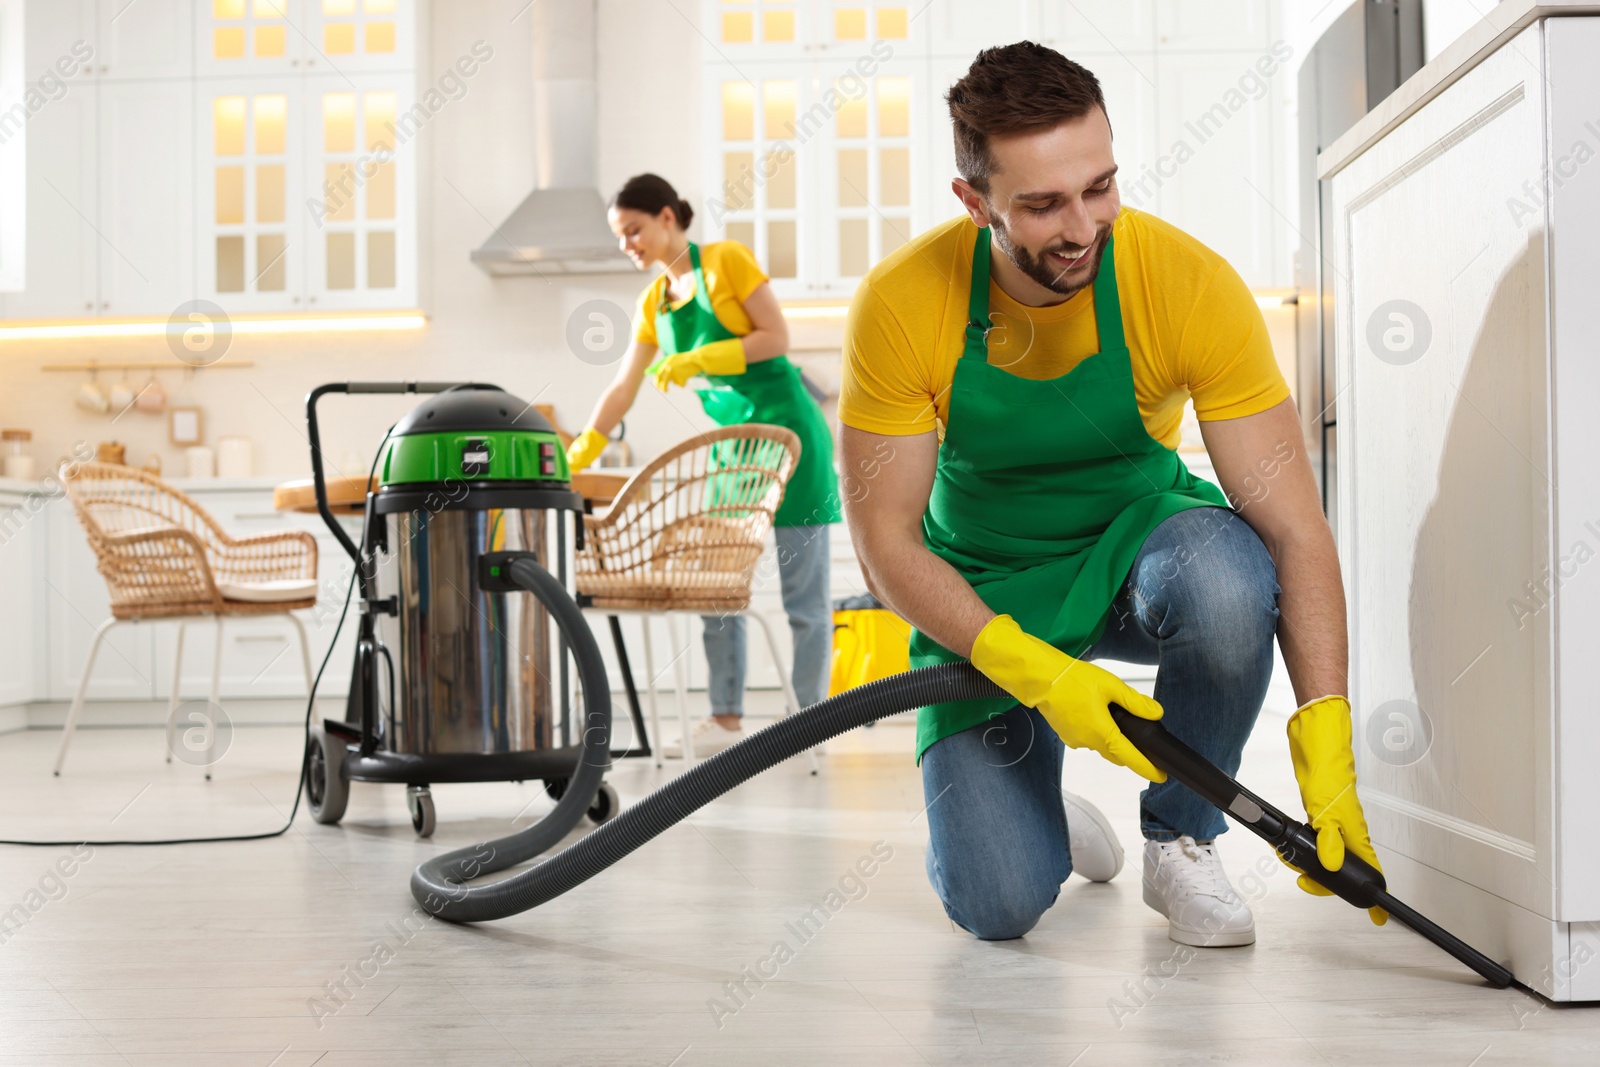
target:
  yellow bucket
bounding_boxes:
[829,595,912,697]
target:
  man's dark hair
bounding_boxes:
[946,41,1109,195]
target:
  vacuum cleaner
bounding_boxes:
[299,381,1510,990]
[303,382,618,841]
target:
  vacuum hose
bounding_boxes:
[410,627,1000,922]
[410,596,1511,988]
[409,556,615,921]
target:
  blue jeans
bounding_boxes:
[920,506,1281,940]
[702,524,832,716]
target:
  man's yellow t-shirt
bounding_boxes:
[839,209,1288,445]
[634,240,768,347]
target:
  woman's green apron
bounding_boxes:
[911,226,1229,762]
[653,242,840,527]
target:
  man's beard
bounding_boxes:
[989,215,1109,299]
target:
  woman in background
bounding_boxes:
[567,173,839,758]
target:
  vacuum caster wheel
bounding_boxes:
[544,777,568,802]
[306,727,349,825]
[587,781,619,824]
[408,785,436,838]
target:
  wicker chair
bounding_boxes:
[53,461,320,776]
[576,425,818,769]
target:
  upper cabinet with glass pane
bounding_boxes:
[199,0,413,76]
[704,1,929,297]
[713,1,917,54]
[703,0,1290,292]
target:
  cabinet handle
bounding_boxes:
[234,634,287,643]
[230,512,284,520]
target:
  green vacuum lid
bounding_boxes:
[390,383,556,436]
[380,384,570,486]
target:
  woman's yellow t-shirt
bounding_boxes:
[633,240,769,347]
[839,208,1289,448]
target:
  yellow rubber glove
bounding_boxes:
[1285,695,1388,925]
[969,614,1167,783]
[565,427,609,474]
[652,337,746,392]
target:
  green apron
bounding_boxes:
[910,226,1229,763]
[653,242,840,527]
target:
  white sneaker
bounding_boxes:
[663,718,745,759]
[1062,790,1124,882]
[1142,835,1256,947]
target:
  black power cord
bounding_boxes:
[0,426,394,847]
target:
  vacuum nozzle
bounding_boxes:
[1108,703,1512,988]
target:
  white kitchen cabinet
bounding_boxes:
[194,76,306,310]
[194,72,419,311]
[1087,50,1161,220]
[927,0,1033,56]
[704,52,926,299]
[305,0,416,73]
[92,0,193,80]
[32,482,355,707]
[152,594,352,702]
[153,486,355,701]
[45,495,156,702]
[0,0,418,320]
[1153,0,1273,51]
[195,0,307,78]
[2,0,99,319]
[704,0,1293,294]
[24,0,95,69]
[301,71,417,309]
[802,0,925,57]
[196,0,416,78]
[812,53,924,293]
[702,59,813,298]
[1035,0,1156,53]
[1152,49,1287,287]
[97,78,195,316]
[1325,7,1600,999]
[193,68,418,310]
[6,86,98,318]
[0,484,44,708]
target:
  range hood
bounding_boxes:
[471,0,631,276]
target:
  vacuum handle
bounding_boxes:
[304,381,486,562]
[346,381,474,394]
[305,383,361,563]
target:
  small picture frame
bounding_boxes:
[169,406,203,445]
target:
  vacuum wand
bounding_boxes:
[1108,704,1513,989]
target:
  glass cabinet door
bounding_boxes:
[197,80,304,309]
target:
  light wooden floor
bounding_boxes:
[1,681,1596,1066]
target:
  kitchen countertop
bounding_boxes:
[1318,0,1600,180]
[0,474,290,496]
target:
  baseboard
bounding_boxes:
[0,705,26,735]
[9,688,779,732]
[21,699,348,730]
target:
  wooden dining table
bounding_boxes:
[271,469,634,514]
